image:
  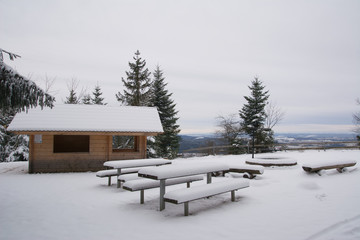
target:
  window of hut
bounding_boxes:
[112,136,139,152]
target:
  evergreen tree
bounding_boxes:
[65,89,78,104]
[239,77,270,155]
[92,84,106,105]
[0,49,54,162]
[82,94,91,104]
[0,60,55,111]
[149,66,180,159]
[116,50,152,106]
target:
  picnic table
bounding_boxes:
[138,162,229,211]
[103,159,172,188]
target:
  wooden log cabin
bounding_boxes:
[7,104,164,173]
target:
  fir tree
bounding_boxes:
[65,89,78,104]
[82,94,91,104]
[0,50,54,162]
[116,50,152,106]
[92,84,106,105]
[149,66,180,159]
[0,61,55,111]
[239,77,270,155]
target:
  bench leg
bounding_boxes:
[140,190,144,204]
[187,182,190,188]
[207,173,212,184]
[184,202,189,216]
[337,168,344,173]
[160,179,166,211]
[108,176,111,186]
[231,190,235,202]
[117,169,122,188]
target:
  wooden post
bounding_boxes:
[160,179,166,211]
[28,135,34,173]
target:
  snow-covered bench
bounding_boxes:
[302,160,357,174]
[123,175,204,204]
[225,164,265,179]
[164,179,250,216]
[96,168,140,186]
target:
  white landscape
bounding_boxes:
[1,150,359,240]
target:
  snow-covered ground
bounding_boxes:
[0,150,359,240]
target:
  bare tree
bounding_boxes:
[216,114,246,154]
[265,101,285,129]
[353,98,360,135]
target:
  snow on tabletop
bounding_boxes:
[164,178,250,203]
[123,175,204,191]
[246,157,297,165]
[103,158,171,168]
[228,164,265,174]
[302,159,357,169]
[138,162,229,180]
[7,104,163,133]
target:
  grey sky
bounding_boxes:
[1,0,359,134]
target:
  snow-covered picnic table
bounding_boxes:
[138,162,230,211]
[102,159,172,188]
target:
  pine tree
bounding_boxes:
[116,50,152,106]
[92,84,106,105]
[149,66,181,159]
[65,89,78,104]
[239,77,270,155]
[0,61,55,111]
[82,94,91,104]
[0,50,54,162]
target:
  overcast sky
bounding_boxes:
[1,0,359,134]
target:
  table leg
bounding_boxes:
[117,168,122,188]
[207,172,212,184]
[160,179,166,211]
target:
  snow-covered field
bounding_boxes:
[1,150,359,240]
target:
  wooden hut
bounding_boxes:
[7,104,163,173]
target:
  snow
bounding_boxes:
[302,159,357,169]
[103,159,171,169]
[164,178,249,204]
[7,104,164,133]
[0,150,360,240]
[138,162,229,180]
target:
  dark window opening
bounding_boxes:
[54,135,90,153]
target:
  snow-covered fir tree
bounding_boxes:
[0,50,54,161]
[116,50,152,106]
[149,66,180,159]
[92,84,106,105]
[82,94,91,104]
[239,77,272,153]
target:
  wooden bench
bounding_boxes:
[164,179,249,216]
[302,160,357,174]
[96,168,140,186]
[123,175,204,204]
[225,164,264,179]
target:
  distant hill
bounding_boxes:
[179,133,358,153]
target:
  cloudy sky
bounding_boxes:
[1,0,359,134]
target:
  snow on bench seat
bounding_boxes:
[118,173,142,183]
[164,179,249,216]
[226,164,264,179]
[96,168,141,186]
[302,159,357,173]
[123,175,204,204]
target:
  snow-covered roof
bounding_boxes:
[7,104,164,134]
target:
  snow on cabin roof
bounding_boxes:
[7,104,164,134]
